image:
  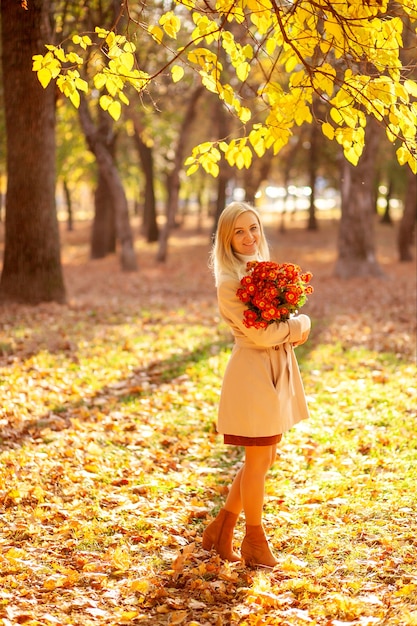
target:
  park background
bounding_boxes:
[0,206,416,625]
[0,1,417,625]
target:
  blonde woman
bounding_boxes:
[203,202,311,567]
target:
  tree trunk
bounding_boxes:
[0,190,4,223]
[89,108,117,258]
[398,169,416,262]
[211,100,233,237]
[307,123,319,231]
[212,175,228,237]
[63,179,73,232]
[78,97,137,271]
[130,117,159,243]
[277,135,303,234]
[0,0,66,304]
[335,118,384,278]
[91,171,116,258]
[157,85,204,263]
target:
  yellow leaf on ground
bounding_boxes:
[119,610,140,621]
[5,547,27,560]
[395,584,416,597]
[169,610,188,625]
[109,546,131,571]
[130,578,151,593]
[43,575,67,590]
[83,463,100,473]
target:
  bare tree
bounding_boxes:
[398,169,417,262]
[157,85,204,262]
[335,118,385,278]
[78,97,137,271]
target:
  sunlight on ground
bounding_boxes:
[0,217,416,625]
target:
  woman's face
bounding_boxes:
[231,211,261,256]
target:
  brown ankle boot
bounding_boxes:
[241,524,278,568]
[202,508,240,562]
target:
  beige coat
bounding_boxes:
[217,272,311,438]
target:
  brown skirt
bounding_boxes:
[224,433,282,446]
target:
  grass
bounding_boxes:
[3,311,415,623]
[0,217,416,625]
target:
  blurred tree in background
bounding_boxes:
[0,0,416,303]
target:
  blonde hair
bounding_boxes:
[210,202,270,285]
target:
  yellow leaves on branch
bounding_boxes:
[57,71,88,109]
[32,51,62,88]
[99,95,121,123]
[72,34,93,50]
[221,139,253,169]
[321,70,417,169]
[191,13,220,44]
[33,28,151,121]
[187,47,222,94]
[311,64,336,98]
[33,45,88,107]
[178,0,417,173]
[221,31,253,82]
[184,142,221,177]
[249,125,269,158]
[159,11,181,39]
[148,24,164,44]
[32,0,417,172]
[397,145,417,174]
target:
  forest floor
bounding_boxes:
[0,212,416,626]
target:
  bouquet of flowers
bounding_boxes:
[236,261,313,329]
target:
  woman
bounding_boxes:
[202,202,311,567]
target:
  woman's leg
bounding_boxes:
[202,460,245,561]
[241,444,277,524]
[202,440,280,563]
[223,465,244,515]
[202,462,244,561]
[240,442,280,567]
[224,440,279,516]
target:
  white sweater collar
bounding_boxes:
[236,253,261,264]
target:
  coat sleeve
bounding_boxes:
[218,278,311,348]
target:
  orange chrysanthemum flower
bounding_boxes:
[237,261,314,329]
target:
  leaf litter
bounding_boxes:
[0,216,416,625]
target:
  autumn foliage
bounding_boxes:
[33,0,417,174]
[0,217,416,625]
